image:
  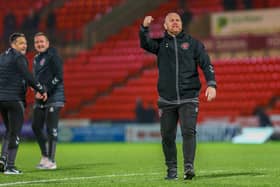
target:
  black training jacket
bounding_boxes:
[33,47,65,107]
[0,48,45,102]
[139,25,216,103]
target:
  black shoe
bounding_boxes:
[184,165,195,180]
[0,157,6,172]
[165,168,178,180]
[4,166,22,175]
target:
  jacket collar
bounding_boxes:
[164,30,185,39]
[38,47,56,56]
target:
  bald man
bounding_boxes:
[139,12,217,180]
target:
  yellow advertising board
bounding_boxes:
[211,8,280,36]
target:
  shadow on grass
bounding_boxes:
[197,171,264,179]
[26,162,115,173]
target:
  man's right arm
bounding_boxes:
[139,16,160,54]
[15,55,46,95]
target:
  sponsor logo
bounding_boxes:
[158,109,163,118]
[53,128,58,137]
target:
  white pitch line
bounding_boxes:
[0,172,160,187]
[0,168,277,187]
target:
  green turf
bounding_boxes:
[0,142,279,186]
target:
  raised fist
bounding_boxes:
[143,16,154,27]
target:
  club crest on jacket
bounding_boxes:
[181,42,189,50]
[39,58,45,66]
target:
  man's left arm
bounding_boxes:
[45,52,63,95]
[195,40,217,101]
[195,41,216,87]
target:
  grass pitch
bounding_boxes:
[0,142,279,186]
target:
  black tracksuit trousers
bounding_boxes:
[158,102,198,170]
[32,106,61,162]
[0,101,25,167]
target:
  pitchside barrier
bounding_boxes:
[1,117,279,143]
[58,122,241,142]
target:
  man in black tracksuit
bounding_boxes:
[0,33,47,174]
[139,13,217,180]
[32,32,65,170]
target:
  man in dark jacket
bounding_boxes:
[32,32,65,170]
[139,12,217,180]
[0,33,47,174]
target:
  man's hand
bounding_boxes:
[143,16,154,27]
[35,92,48,102]
[205,87,216,101]
[42,92,48,102]
[35,92,43,99]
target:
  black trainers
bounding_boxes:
[165,168,178,180]
[4,166,22,175]
[184,165,195,180]
[0,156,6,172]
